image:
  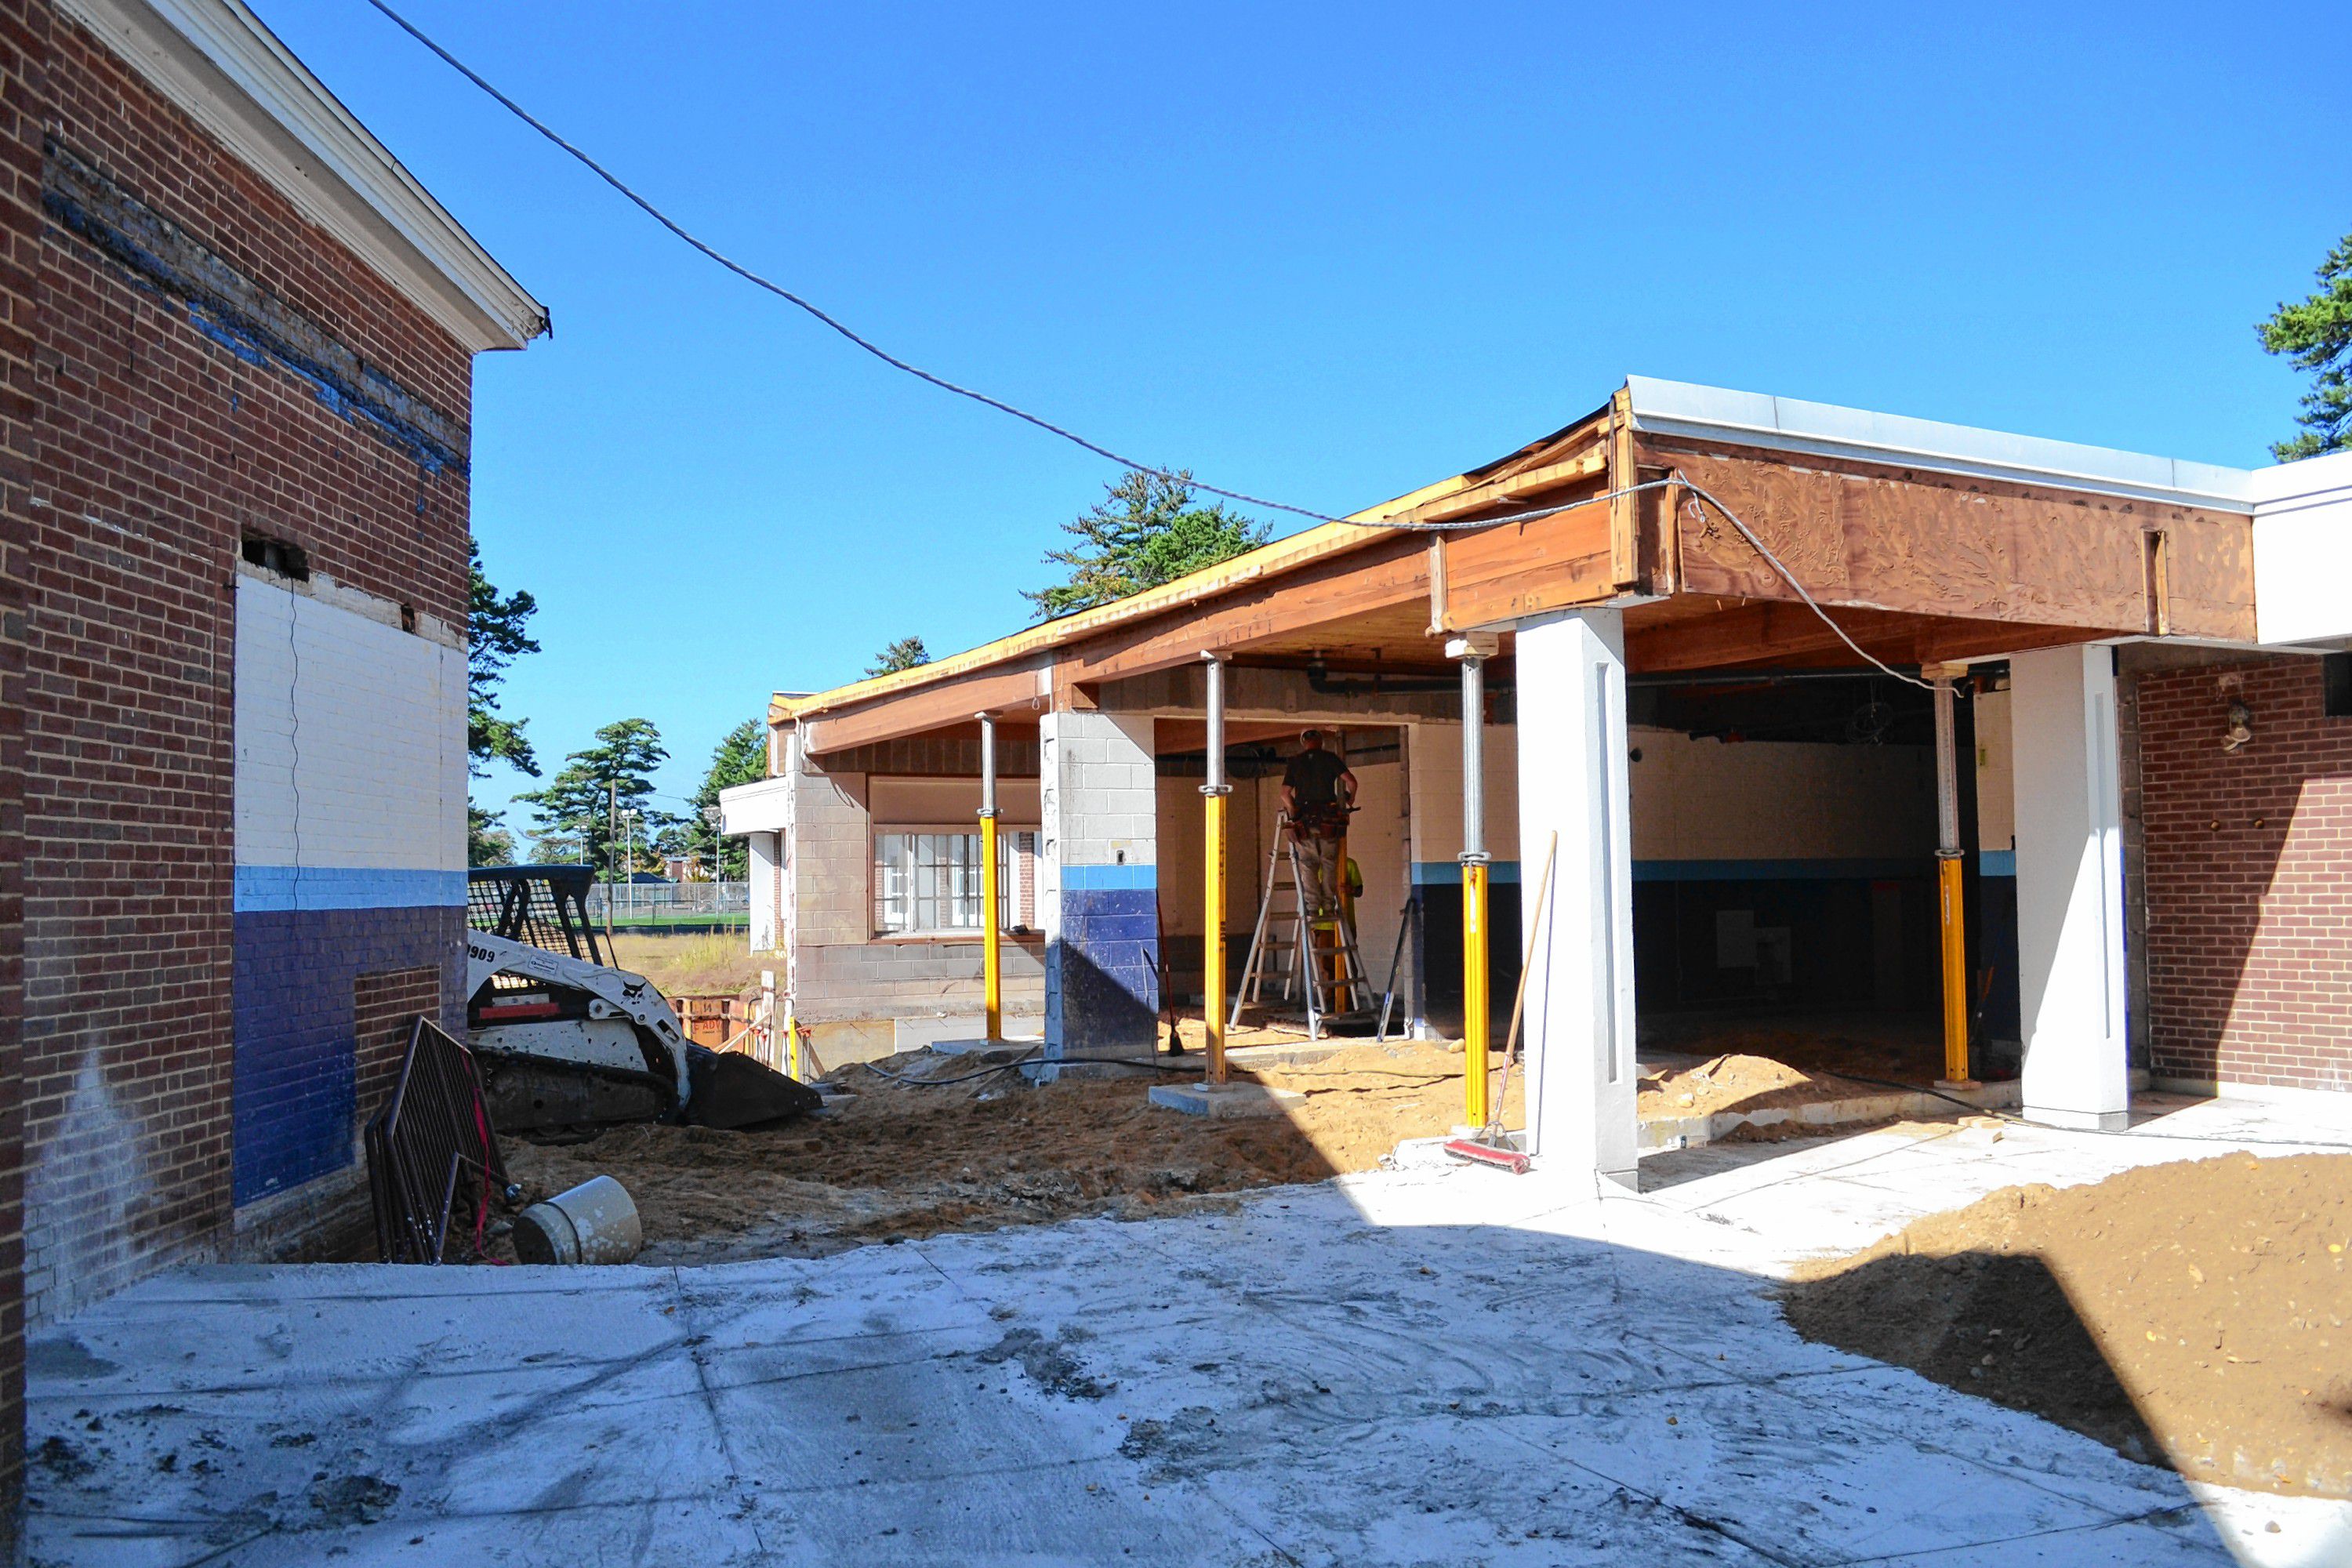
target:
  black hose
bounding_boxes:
[855,1050,1206,1088]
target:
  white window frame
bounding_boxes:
[871,824,1034,938]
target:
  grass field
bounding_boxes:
[608,930,773,996]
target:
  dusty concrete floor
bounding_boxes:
[24,1094,2352,1566]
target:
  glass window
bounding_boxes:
[873,828,1023,935]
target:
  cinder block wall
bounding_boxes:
[16,5,478,1341]
[2137,655,2352,1093]
[784,751,1048,1049]
[1040,711,1158,1054]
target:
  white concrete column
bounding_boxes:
[2011,644,2129,1130]
[1040,709,1160,1065]
[1514,608,1638,1185]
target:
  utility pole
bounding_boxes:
[702,804,722,887]
[622,808,638,922]
[604,780,617,949]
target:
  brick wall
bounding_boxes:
[0,0,44,1539]
[18,9,477,1329]
[354,965,441,1127]
[2137,655,2352,1093]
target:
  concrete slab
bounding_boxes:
[927,1035,1045,1057]
[1147,1081,1302,1117]
[1638,1076,2022,1151]
[24,1092,2350,1566]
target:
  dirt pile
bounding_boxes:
[1781,1152,2352,1497]
[497,1040,1519,1265]
[1639,1052,1899,1123]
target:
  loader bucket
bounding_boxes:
[681,1044,823,1130]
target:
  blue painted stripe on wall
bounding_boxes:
[234,866,466,912]
[1980,850,2016,877]
[232,903,465,1207]
[1631,857,1929,883]
[1060,863,1157,891]
[1411,861,1521,886]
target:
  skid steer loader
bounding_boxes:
[464,866,817,1138]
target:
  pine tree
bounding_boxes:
[514,718,673,879]
[866,636,931,677]
[2257,230,2352,460]
[686,718,768,880]
[1025,470,1269,619]
[467,539,541,865]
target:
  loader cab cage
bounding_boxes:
[466,866,608,967]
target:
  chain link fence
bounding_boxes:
[583,880,750,925]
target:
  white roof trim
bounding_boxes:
[2245,448,2352,517]
[718,777,791,837]
[59,0,546,351]
[1627,376,2256,513]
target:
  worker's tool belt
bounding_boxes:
[1294,803,1353,840]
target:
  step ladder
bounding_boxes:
[1229,811,1374,1039]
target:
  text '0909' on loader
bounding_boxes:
[463,866,819,1138]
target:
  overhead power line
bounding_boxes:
[365,0,1922,688]
[362,0,1337,527]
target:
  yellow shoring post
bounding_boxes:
[1456,638,1492,1128]
[1938,855,1968,1080]
[1202,654,1230,1084]
[978,712,1003,1042]
[1931,670,1976,1087]
[1463,858,1490,1128]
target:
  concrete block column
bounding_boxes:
[1040,710,1159,1065]
[2012,644,2129,1130]
[1514,609,1638,1186]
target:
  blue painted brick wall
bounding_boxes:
[1052,885,1159,1054]
[231,904,464,1205]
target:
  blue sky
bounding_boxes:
[257,1,2348,842]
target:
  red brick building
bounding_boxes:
[0,0,541,1535]
[2130,651,2352,1095]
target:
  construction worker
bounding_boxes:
[1281,728,1357,920]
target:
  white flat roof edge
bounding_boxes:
[2246,448,2352,509]
[1627,376,2257,513]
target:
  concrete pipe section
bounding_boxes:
[514,1174,644,1265]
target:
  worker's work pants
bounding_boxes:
[1294,831,1344,920]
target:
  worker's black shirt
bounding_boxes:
[1283,748,1350,809]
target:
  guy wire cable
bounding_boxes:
[365,0,1922,690]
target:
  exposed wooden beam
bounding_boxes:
[1607,386,1639,588]
[1626,601,1925,674]
[1642,438,2256,640]
[1403,445,1608,525]
[1057,530,1437,690]
[1438,495,1621,630]
[1915,620,2107,666]
[801,659,1049,755]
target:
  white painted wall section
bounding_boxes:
[1514,610,1638,1186]
[2251,449,2352,645]
[2010,645,2129,1130]
[233,572,464,909]
[722,775,794,953]
[1628,728,1933,863]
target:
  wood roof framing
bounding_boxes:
[779,385,2260,757]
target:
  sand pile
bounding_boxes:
[497,1040,1521,1266]
[1781,1152,2352,1497]
[1639,1052,1899,1123]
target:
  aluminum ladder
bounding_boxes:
[1229,811,1374,1039]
